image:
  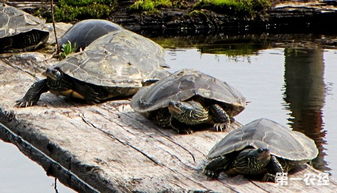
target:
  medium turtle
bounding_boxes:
[131,69,246,133]
[58,19,122,51]
[0,4,49,52]
[204,118,318,182]
[16,29,168,107]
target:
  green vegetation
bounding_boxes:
[51,0,117,22]
[129,0,272,17]
[194,0,272,17]
[129,0,173,12]
[59,41,76,59]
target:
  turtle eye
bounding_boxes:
[52,70,61,79]
[53,68,63,78]
[257,148,268,153]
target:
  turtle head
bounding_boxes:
[43,67,64,81]
[233,148,271,175]
[43,67,73,90]
[251,148,271,162]
[168,100,209,125]
[168,101,185,115]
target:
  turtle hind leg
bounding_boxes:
[71,79,103,104]
[203,156,231,178]
[16,79,49,107]
[209,104,231,131]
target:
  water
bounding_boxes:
[0,141,75,193]
[1,34,336,192]
[164,44,337,177]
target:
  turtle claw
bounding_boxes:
[15,99,37,108]
[213,123,228,132]
[174,128,194,134]
[183,129,194,134]
[262,173,276,182]
[203,169,219,179]
[87,99,101,105]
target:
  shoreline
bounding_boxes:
[6,1,337,35]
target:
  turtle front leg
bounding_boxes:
[170,118,194,134]
[209,104,231,131]
[203,156,231,178]
[263,155,284,182]
[16,79,49,107]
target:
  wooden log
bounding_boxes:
[0,58,336,192]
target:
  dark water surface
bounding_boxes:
[1,34,336,192]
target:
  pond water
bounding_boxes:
[1,34,336,192]
[160,38,337,177]
[0,141,75,193]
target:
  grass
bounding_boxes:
[194,0,272,17]
[129,0,173,12]
[49,0,117,22]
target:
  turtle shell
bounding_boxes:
[52,29,168,88]
[0,4,49,52]
[58,19,122,51]
[207,118,318,161]
[131,69,246,116]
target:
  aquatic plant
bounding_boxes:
[59,40,76,59]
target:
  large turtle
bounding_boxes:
[0,4,49,52]
[58,19,122,51]
[16,29,168,107]
[204,118,318,182]
[131,69,246,133]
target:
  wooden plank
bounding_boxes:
[0,58,336,192]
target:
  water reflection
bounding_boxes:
[283,48,329,172]
[153,34,272,56]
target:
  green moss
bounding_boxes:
[58,0,115,6]
[44,0,117,22]
[188,9,207,17]
[129,0,173,12]
[194,0,271,17]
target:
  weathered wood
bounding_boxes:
[0,57,336,192]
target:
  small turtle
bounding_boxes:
[204,118,318,182]
[0,4,49,52]
[58,19,122,51]
[16,29,168,107]
[131,69,246,133]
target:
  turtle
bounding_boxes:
[58,19,122,51]
[0,4,49,53]
[130,69,246,133]
[16,29,169,107]
[203,118,319,182]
